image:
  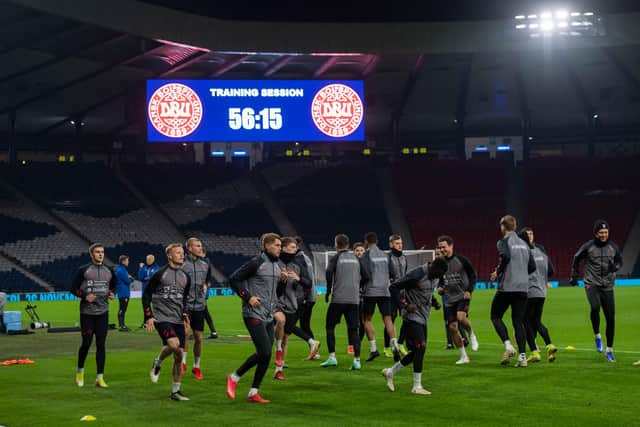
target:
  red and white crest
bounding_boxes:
[311,84,363,138]
[148,83,203,138]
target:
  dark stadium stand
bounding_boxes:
[185,202,277,238]
[394,158,510,279]
[122,164,237,203]
[523,157,639,278]
[0,214,58,245]
[6,163,141,217]
[29,254,90,291]
[275,161,392,248]
[0,269,42,293]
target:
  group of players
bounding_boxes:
[70,214,628,402]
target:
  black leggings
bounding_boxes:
[524,297,551,351]
[325,303,361,357]
[490,292,527,354]
[78,312,109,374]
[292,301,315,340]
[586,286,615,347]
[384,300,399,347]
[117,298,129,328]
[204,306,216,333]
[236,317,275,389]
[400,320,427,373]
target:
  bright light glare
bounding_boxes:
[555,10,568,18]
[541,21,555,31]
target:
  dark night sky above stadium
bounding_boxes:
[142,0,640,22]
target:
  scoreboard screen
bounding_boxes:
[146,80,365,142]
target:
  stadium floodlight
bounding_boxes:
[210,150,225,157]
[541,21,555,31]
[514,10,602,38]
[497,144,511,151]
[232,150,247,156]
[593,113,599,119]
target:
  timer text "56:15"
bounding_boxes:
[228,107,283,130]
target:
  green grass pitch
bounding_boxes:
[1,287,639,426]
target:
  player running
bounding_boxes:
[436,235,478,365]
[72,243,117,388]
[226,233,284,404]
[143,243,192,401]
[570,220,622,362]
[381,257,448,395]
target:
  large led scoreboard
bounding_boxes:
[146,80,365,142]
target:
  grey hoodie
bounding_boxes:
[182,255,213,312]
[229,252,284,322]
[142,265,191,324]
[72,263,117,316]
[496,232,536,293]
[390,265,438,325]
[362,245,392,297]
[571,240,622,289]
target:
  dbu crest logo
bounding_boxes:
[311,84,363,138]
[148,83,203,138]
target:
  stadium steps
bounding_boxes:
[0,176,110,259]
[376,166,415,249]
[114,164,228,283]
[0,250,54,291]
[620,207,640,275]
[250,167,306,249]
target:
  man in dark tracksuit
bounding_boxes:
[382,257,448,395]
[386,234,408,359]
[436,235,478,365]
[361,232,398,362]
[182,238,213,380]
[489,215,536,367]
[519,227,557,363]
[321,234,369,370]
[273,237,317,380]
[226,233,284,404]
[115,255,134,331]
[570,220,622,362]
[291,237,320,359]
[73,243,117,389]
[144,243,191,401]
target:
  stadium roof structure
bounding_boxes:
[1,0,640,141]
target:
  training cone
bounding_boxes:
[80,415,97,421]
[565,345,576,351]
